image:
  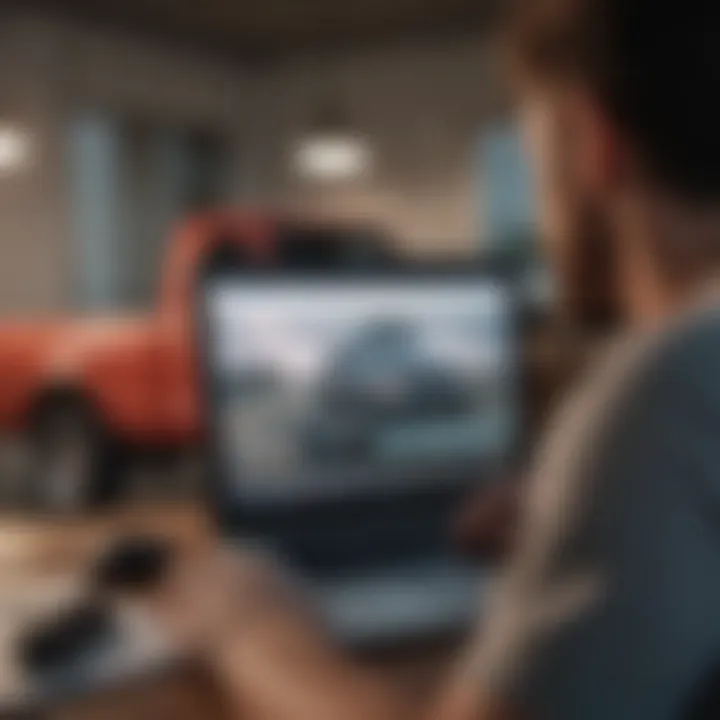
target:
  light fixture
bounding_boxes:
[294,133,372,181]
[293,102,372,182]
[0,123,32,174]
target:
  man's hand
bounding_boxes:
[143,548,417,720]
[116,481,527,720]
[146,548,320,660]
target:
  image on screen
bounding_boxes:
[207,279,516,501]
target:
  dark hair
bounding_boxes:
[510,0,720,201]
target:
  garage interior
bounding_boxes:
[0,0,584,717]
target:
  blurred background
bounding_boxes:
[0,0,554,510]
[0,0,538,312]
[0,2,589,716]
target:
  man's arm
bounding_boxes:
[147,547,526,720]
[147,339,702,720]
[220,336,707,720]
[436,672,526,720]
[212,596,525,720]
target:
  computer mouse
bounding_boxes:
[91,535,174,593]
[18,600,115,675]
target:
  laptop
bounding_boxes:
[198,266,520,645]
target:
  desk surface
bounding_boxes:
[0,504,458,719]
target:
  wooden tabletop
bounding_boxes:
[0,504,458,719]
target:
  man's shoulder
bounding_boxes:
[583,305,720,410]
[481,306,720,720]
[539,306,720,480]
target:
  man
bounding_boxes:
[145,1,720,717]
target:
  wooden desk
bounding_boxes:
[0,505,459,719]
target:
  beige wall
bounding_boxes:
[0,10,248,315]
[249,37,506,257]
[0,15,66,315]
[0,14,506,313]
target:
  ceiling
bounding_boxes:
[28,0,502,61]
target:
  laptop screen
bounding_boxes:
[204,275,517,507]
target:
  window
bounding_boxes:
[480,122,535,256]
[69,112,232,310]
[480,122,553,306]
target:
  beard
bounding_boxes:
[554,201,622,332]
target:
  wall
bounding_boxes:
[0,14,66,315]
[0,14,507,313]
[0,10,248,315]
[249,36,507,257]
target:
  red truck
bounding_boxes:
[0,210,390,510]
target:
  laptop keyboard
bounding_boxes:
[235,499,482,643]
[317,561,484,643]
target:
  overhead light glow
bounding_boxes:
[0,125,32,174]
[294,133,372,181]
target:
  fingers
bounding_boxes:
[140,546,317,659]
[166,555,236,652]
[146,548,260,648]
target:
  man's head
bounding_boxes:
[509,0,720,325]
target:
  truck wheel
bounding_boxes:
[28,395,120,512]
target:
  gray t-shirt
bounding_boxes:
[473,302,720,719]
